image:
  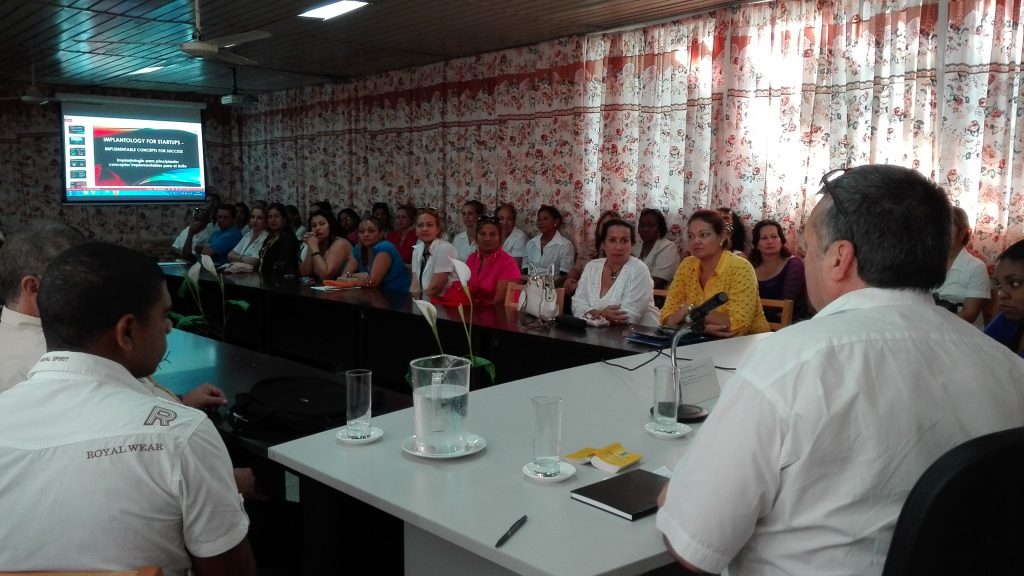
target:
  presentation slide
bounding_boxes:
[61,99,207,204]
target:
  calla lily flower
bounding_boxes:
[200,254,218,276]
[413,299,443,354]
[187,261,202,284]
[450,257,472,301]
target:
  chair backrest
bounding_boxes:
[881,426,1024,576]
[0,567,163,576]
[760,298,793,331]
[503,282,565,313]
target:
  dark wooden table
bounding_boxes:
[161,263,658,392]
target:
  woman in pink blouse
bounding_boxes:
[465,217,521,305]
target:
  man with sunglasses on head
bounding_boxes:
[657,164,1024,575]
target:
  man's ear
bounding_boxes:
[19,275,40,297]
[113,314,138,354]
[827,239,858,283]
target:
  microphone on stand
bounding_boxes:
[669,292,728,423]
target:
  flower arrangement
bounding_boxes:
[170,255,249,340]
[412,257,496,384]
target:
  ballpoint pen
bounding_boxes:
[495,514,528,548]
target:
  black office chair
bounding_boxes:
[882,426,1024,576]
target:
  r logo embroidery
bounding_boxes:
[144,406,178,426]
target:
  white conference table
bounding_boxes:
[270,333,769,576]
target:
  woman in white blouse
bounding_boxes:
[451,200,485,260]
[226,206,268,267]
[411,208,457,297]
[935,206,992,327]
[497,203,528,267]
[633,208,680,289]
[521,205,576,280]
[571,219,660,326]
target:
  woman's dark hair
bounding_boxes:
[235,202,250,225]
[285,205,302,229]
[748,220,791,267]
[998,239,1024,264]
[267,202,293,235]
[688,209,726,236]
[719,207,746,253]
[463,200,487,221]
[476,217,501,240]
[538,205,563,227]
[39,242,165,352]
[372,202,392,228]
[639,208,668,238]
[337,208,361,233]
[497,203,517,221]
[598,218,636,246]
[308,210,342,243]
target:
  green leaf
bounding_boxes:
[471,355,496,384]
[227,299,250,311]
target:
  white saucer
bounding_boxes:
[645,421,693,439]
[401,433,487,459]
[523,461,576,483]
[336,426,383,444]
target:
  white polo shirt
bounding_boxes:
[411,239,457,295]
[935,247,991,327]
[0,306,45,393]
[231,230,268,259]
[657,288,1024,575]
[0,352,249,575]
[451,231,476,261]
[171,223,214,258]
[522,230,575,274]
[502,227,528,258]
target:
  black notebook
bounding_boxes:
[570,468,670,520]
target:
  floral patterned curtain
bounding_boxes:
[228,0,1022,263]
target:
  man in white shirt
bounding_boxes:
[0,242,255,576]
[657,165,1024,575]
[0,224,84,392]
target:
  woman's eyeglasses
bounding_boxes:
[818,167,857,253]
[477,216,500,225]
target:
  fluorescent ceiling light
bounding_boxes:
[127,66,164,75]
[299,1,367,20]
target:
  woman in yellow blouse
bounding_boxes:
[661,210,770,337]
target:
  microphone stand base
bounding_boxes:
[677,403,709,423]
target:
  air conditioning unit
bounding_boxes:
[220,93,258,106]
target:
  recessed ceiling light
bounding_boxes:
[128,66,164,75]
[299,1,367,21]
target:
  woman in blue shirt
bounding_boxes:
[985,239,1024,357]
[344,216,410,292]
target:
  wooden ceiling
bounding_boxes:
[0,0,737,97]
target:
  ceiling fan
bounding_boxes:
[179,0,271,66]
[0,62,53,105]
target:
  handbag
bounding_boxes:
[518,270,558,319]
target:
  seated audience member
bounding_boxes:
[227,206,268,268]
[661,210,770,337]
[171,207,213,261]
[411,208,457,298]
[984,238,1024,356]
[235,202,250,237]
[386,203,417,265]
[464,217,521,305]
[338,208,361,244]
[452,199,486,260]
[286,204,305,239]
[344,216,410,292]
[497,203,529,267]
[196,205,242,266]
[564,210,620,296]
[750,219,808,319]
[571,219,660,326]
[935,206,991,326]
[718,206,747,256]
[633,208,680,290]
[258,203,300,277]
[372,202,393,234]
[0,242,256,575]
[0,224,85,392]
[657,164,1024,576]
[522,205,576,281]
[299,210,351,280]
